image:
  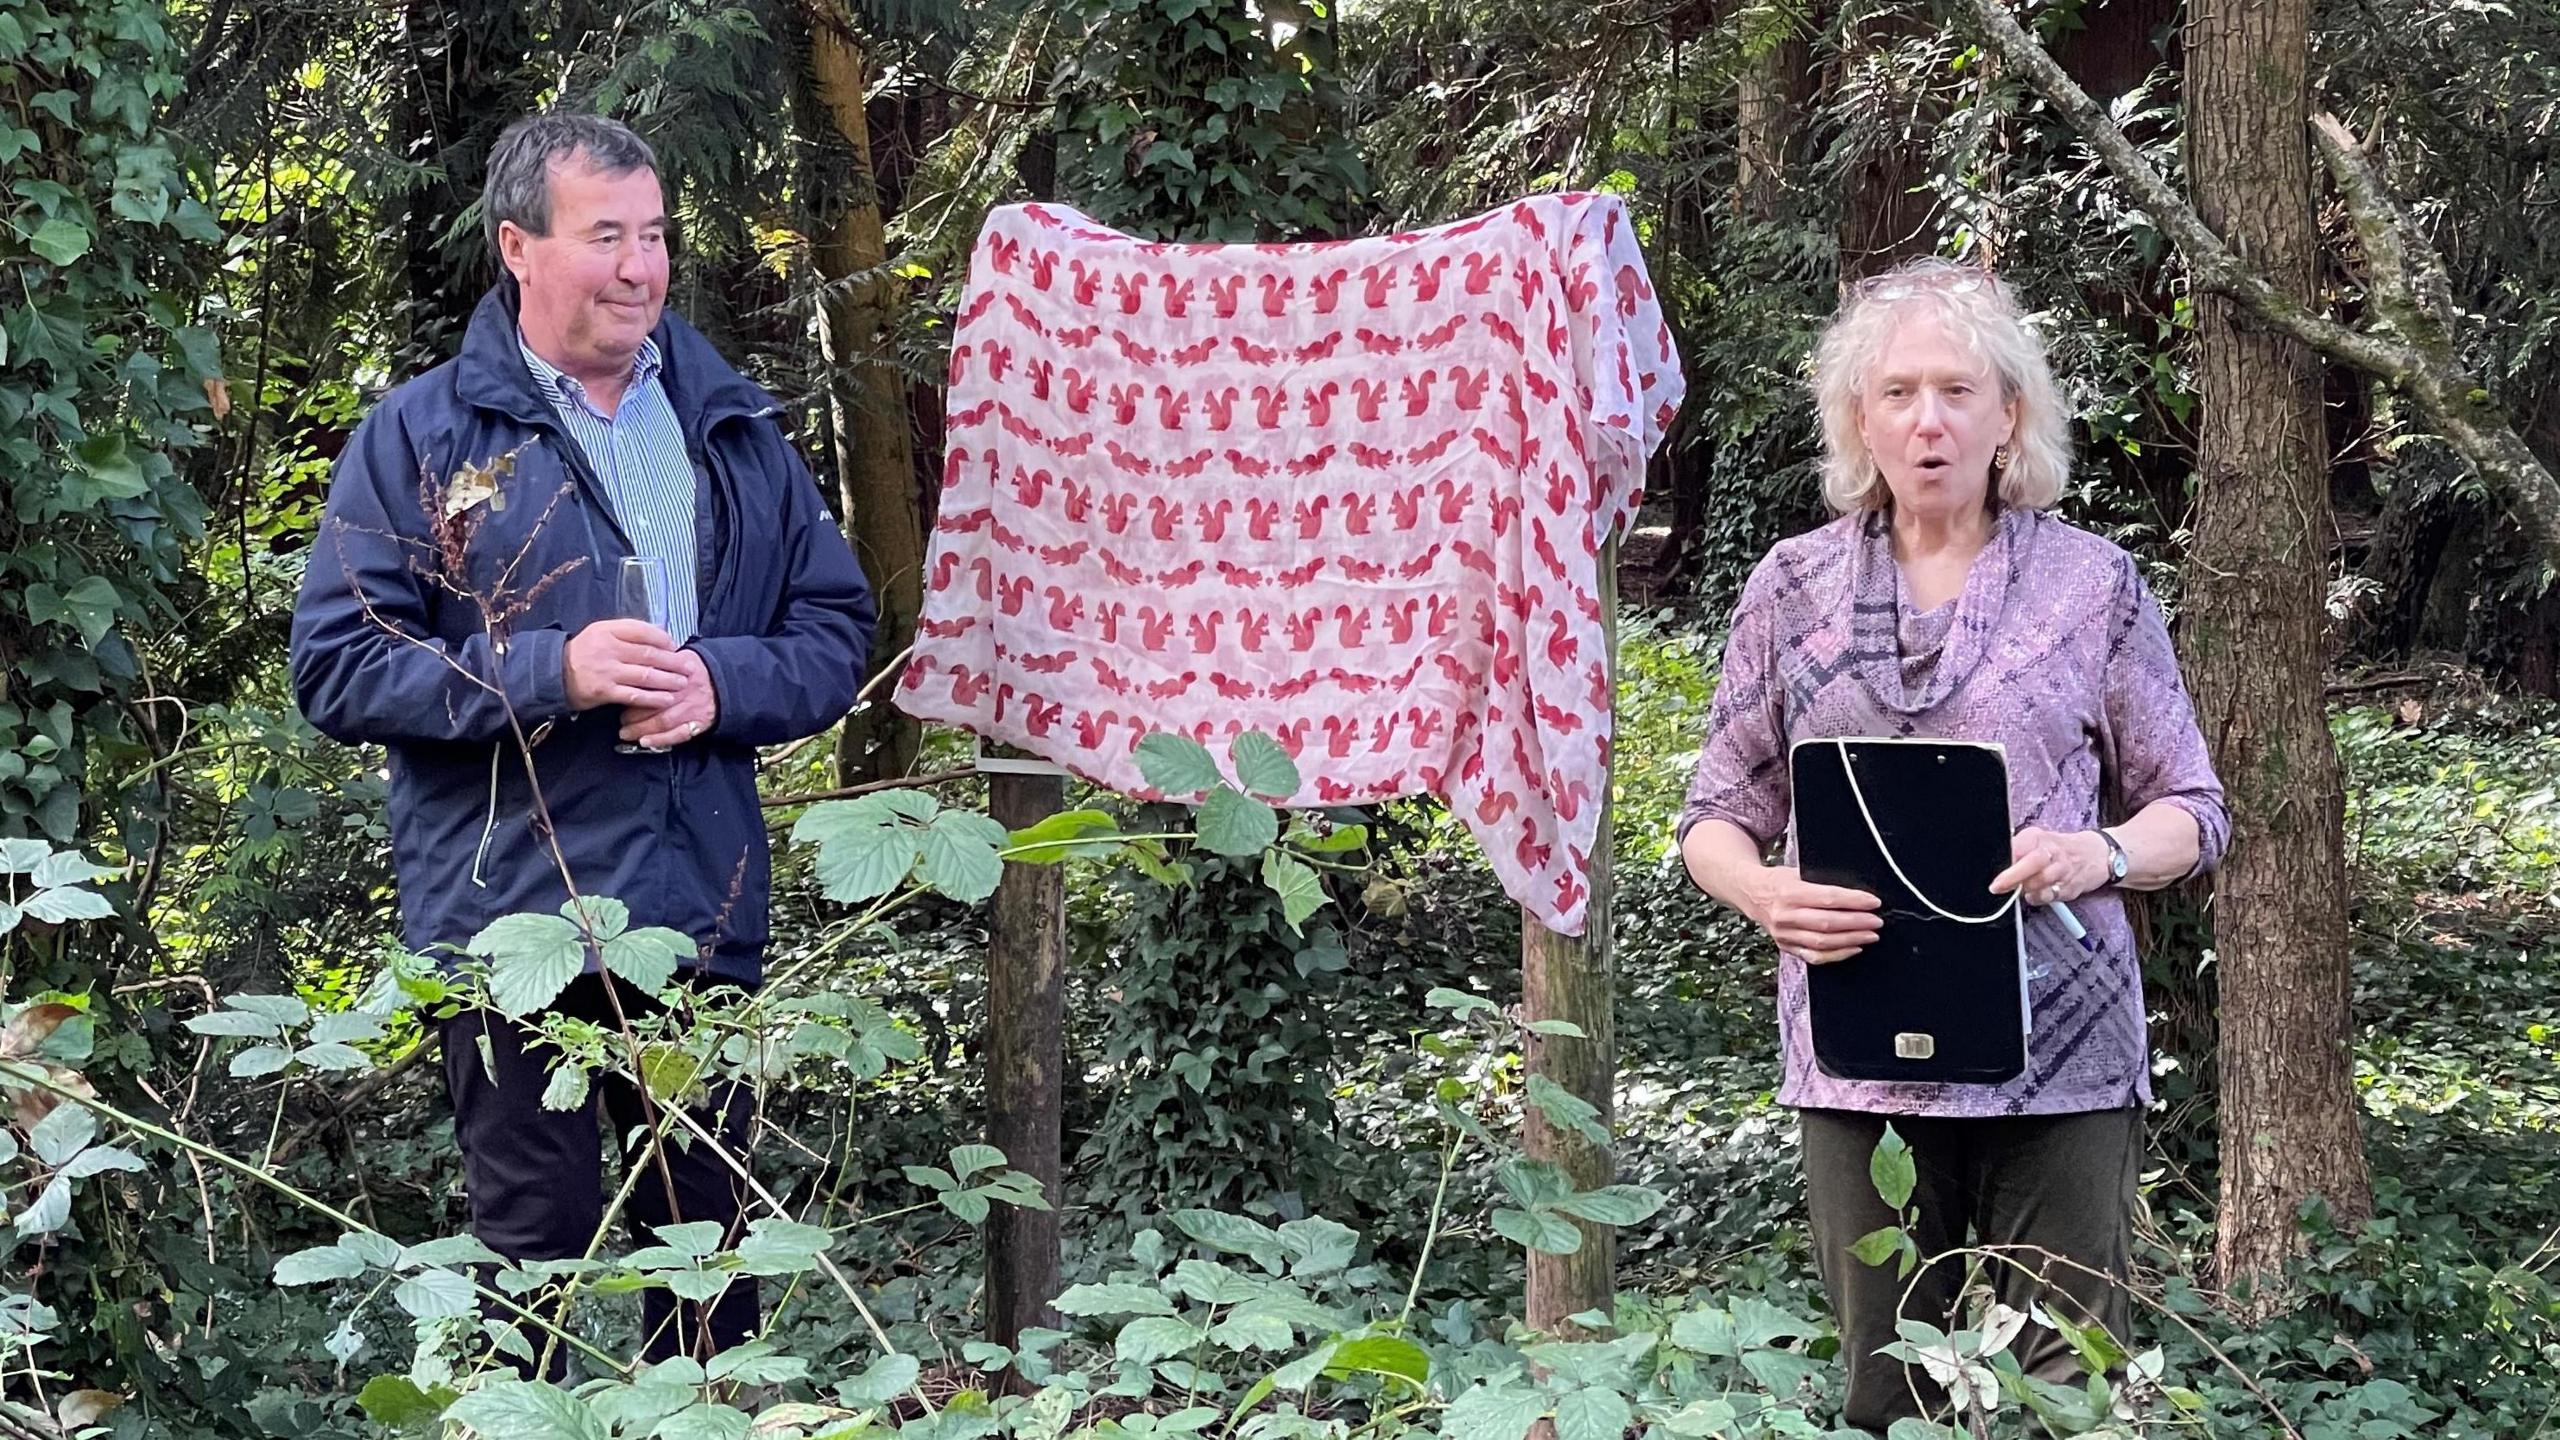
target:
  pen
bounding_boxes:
[2048,899,2101,953]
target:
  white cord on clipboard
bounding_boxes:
[1828,739,2035,1036]
[1828,739,2019,924]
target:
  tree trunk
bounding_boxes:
[1735,16,1812,223]
[985,770,1066,1366]
[792,0,925,786]
[397,0,530,367]
[2184,0,2371,1302]
[2054,0,2178,104]
[1836,4,1942,280]
[1523,549,1617,1333]
[2347,479,2460,662]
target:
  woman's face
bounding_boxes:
[1856,312,2018,524]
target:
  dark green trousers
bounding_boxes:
[1799,1107,2141,1434]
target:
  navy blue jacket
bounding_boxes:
[289,288,875,985]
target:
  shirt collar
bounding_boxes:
[516,330,662,416]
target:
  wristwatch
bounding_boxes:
[2095,828,2129,884]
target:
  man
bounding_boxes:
[289,113,875,1364]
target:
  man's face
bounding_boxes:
[500,152,669,379]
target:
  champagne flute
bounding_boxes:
[615,555,670,755]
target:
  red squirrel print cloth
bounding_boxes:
[898,193,1684,935]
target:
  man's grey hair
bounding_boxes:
[482,113,659,259]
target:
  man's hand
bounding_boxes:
[1741,866,1882,965]
[619,647,719,750]
[1990,826,2110,909]
[564,619,687,711]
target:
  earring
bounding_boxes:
[1993,444,2011,472]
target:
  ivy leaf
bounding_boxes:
[918,810,1010,902]
[1258,852,1325,933]
[1134,731,1222,796]
[71,435,148,503]
[24,577,122,648]
[467,912,587,1018]
[27,215,89,265]
[1195,787,1278,856]
[1553,1388,1631,1440]
[1227,731,1300,800]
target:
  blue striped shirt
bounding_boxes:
[518,333,704,644]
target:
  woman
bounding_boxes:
[1677,259,2228,1431]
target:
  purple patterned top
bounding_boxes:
[1677,506,2228,1117]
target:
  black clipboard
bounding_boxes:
[1788,737,2027,1084]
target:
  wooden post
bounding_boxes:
[1522,542,1618,1334]
[985,761,1066,1355]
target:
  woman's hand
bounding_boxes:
[1741,867,1883,964]
[1990,826,2109,908]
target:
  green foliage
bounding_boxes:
[1084,844,1353,1212]
[1053,0,1368,242]
[0,0,221,843]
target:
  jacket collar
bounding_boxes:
[453,284,778,438]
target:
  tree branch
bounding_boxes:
[1947,0,2560,565]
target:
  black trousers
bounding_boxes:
[1799,1107,2141,1434]
[443,972,758,1369]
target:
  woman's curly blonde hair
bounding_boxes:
[1810,258,2072,514]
